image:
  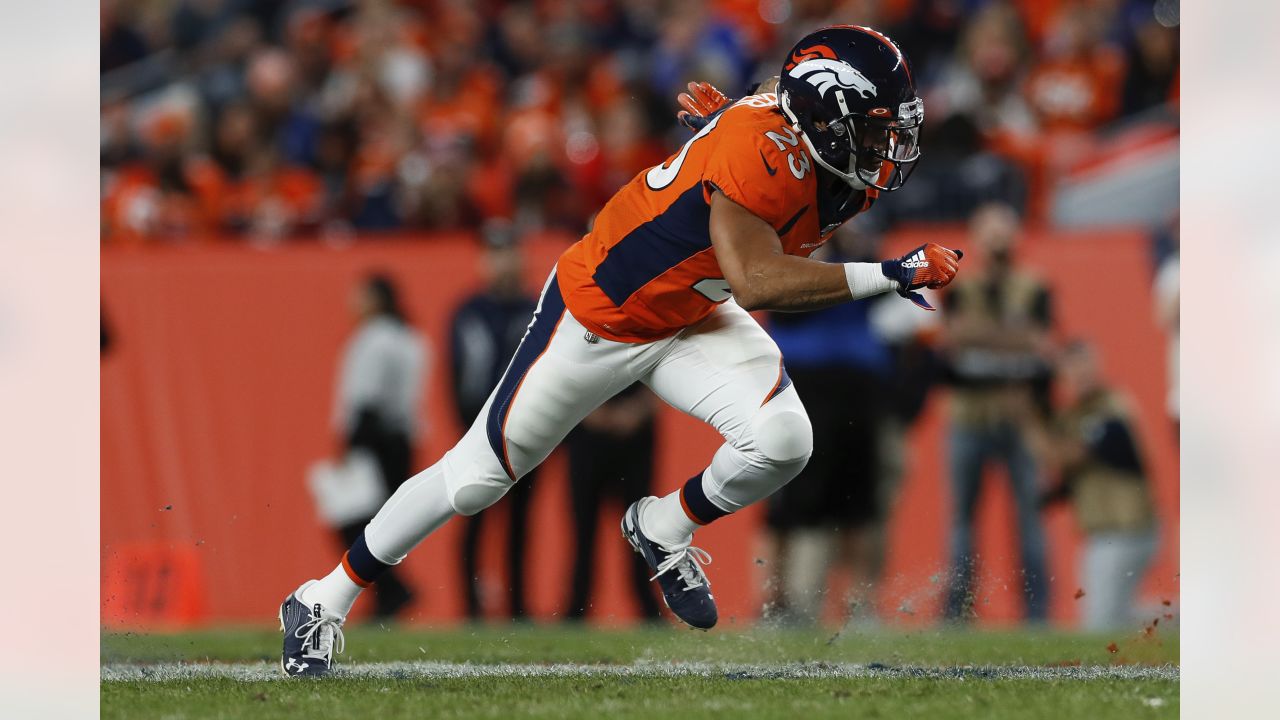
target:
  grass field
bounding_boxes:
[102,624,1178,719]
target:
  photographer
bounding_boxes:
[940,203,1055,623]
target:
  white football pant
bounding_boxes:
[361,269,813,565]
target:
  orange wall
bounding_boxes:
[101,229,1179,628]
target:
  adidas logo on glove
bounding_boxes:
[901,250,929,269]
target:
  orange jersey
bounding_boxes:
[558,94,876,343]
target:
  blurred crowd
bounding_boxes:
[101,0,1179,245]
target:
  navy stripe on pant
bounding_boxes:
[763,365,792,405]
[485,274,566,481]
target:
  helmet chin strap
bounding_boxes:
[801,128,871,190]
[780,90,869,190]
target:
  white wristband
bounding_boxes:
[843,262,897,300]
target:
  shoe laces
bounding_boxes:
[296,607,345,665]
[651,545,713,592]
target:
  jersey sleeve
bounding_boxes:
[700,107,809,231]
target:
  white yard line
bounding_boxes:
[102,661,1180,683]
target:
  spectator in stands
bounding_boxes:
[883,0,967,86]
[920,2,1050,221]
[1121,9,1179,116]
[449,221,539,621]
[332,273,426,619]
[929,2,1037,142]
[101,100,205,244]
[1024,4,1125,134]
[101,0,150,74]
[563,385,663,623]
[1042,340,1156,631]
[941,202,1055,624]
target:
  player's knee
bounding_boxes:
[753,407,813,468]
[449,480,511,516]
[443,453,514,516]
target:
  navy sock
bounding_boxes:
[678,473,730,525]
[342,532,392,586]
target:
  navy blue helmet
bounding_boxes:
[778,26,923,192]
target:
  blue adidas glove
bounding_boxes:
[881,243,964,311]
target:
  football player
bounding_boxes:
[280,25,961,676]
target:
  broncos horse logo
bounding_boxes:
[787,58,878,99]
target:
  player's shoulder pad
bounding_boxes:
[715,95,811,178]
[704,95,815,223]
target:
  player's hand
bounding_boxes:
[677,82,732,131]
[881,243,964,311]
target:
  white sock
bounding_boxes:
[301,566,364,618]
[641,492,701,549]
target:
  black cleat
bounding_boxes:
[622,497,718,630]
[279,580,345,677]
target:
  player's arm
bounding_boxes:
[709,190,851,311]
[709,190,961,312]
